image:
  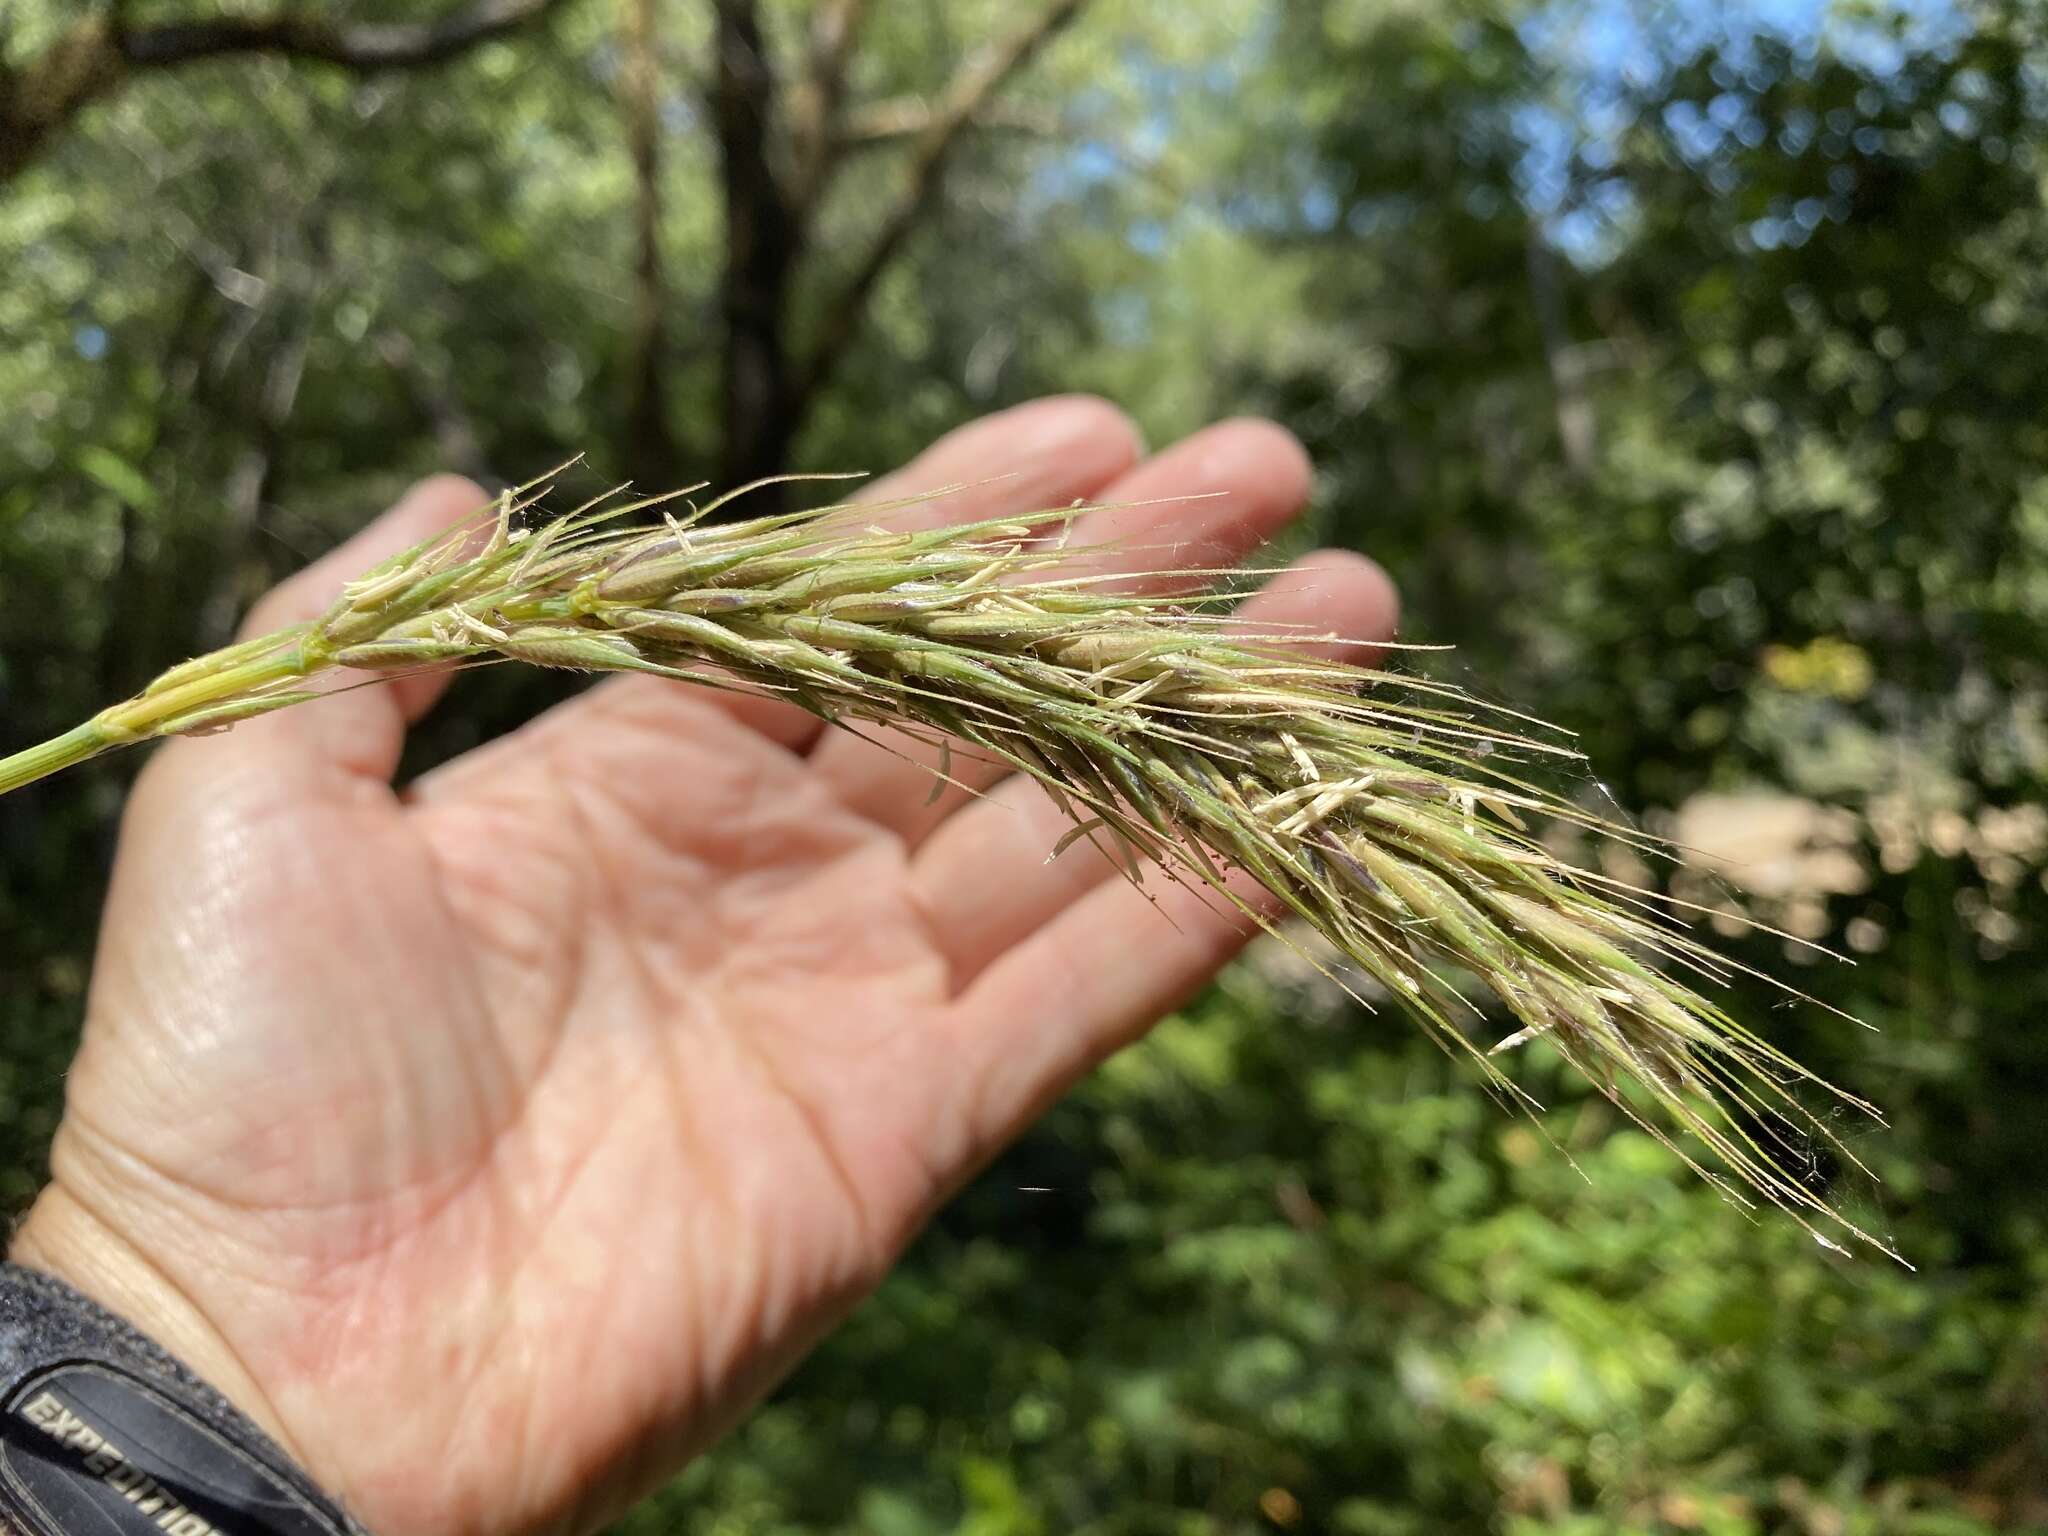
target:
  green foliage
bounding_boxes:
[635,964,2039,1534]
[4,0,2047,1528]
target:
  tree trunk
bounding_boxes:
[713,0,804,500]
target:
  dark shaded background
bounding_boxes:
[3,0,2044,1529]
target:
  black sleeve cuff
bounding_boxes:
[0,1263,367,1536]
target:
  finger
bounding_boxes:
[161,474,488,789]
[1056,416,1314,585]
[815,417,1315,846]
[949,855,1283,1157]
[852,392,1147,531]
[910,549,1398,992]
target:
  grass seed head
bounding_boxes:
[0,469,1899,1260]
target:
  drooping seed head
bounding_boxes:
[8,468,1896,1261]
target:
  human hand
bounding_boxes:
[10,398,1397,1536]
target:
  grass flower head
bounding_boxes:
[0,467,1897,1261]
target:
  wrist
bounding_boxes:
[0,1211,367,1536]
[9,1182,305,1472]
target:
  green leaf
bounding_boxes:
[73,446,156,510]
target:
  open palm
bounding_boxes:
[12,399,1396,1536]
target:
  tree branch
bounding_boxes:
[787,0,868,212]
[0,20,127,182]
[834,93,1058,153]
[795,0,1085,407]
[0,0,569,183]
[711,0,804,489]
[1526,229,1596,481]
[119,0,566,69]
[209,213,328,647]
[620,0,683,486]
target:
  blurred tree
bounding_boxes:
[685,0,1084,491]
[0,0,570,182]
[5,1,2048,1530]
